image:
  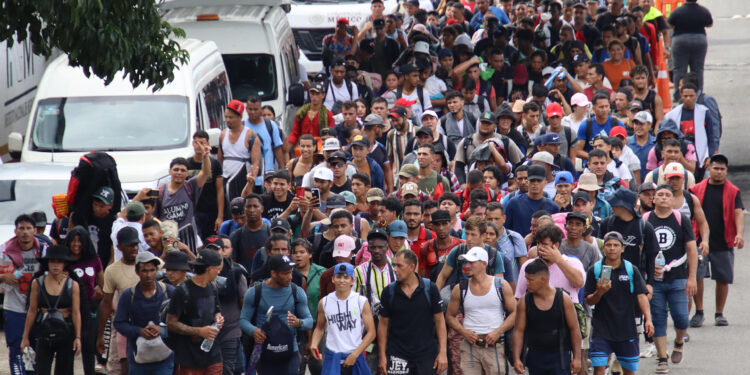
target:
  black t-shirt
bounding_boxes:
[262,192,294,220]
[186,157,223,215]
[167,279,222,367]
[230,224,270,271]
[584,262,648,341]
[668,3,713,36]
[646,211,695,281]
[599,216,659,282]
[89,214,116,266]
[379,276,443,361]
[703,184,743,252]
[330,178,353,195]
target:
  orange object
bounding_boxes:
[656,0,684,18]
[52,193,69,219]
[656,47,672,114]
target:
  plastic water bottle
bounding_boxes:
[200,323,219,352]
[654,251,666,282]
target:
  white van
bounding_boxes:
[10,38,231,194]
[161,0,305,133]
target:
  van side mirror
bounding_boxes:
[8,132,23,160]
[206,128,222,149]
[288,83,305,107]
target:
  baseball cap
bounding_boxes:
[401,182,420,198]
[421,110,438,120]
[566,211,589,224]
[135,251,162,268]
[438,48,453,59]
[363,113,384,128]
[573,191,591,203]
[638,182,657,193]
[710,153,729,165]
[576,173,600,192]
[400,62,419,74]
[479,111,497,123]
[367,228,389,243]
[540,133,561,145]
[268,254,296,272]
[664,162,686,179]
[323,137,341,151]
[628,100,644,112]
[388,220,408,238]
[633,111,653,124]
[116,227,140,246]
[125,201,147,218]
[366,188,385,203]
[230,197,245,215]
[389,106,408,119]
[431,209,452,223]
[606,188,638,216]
[339,191,356,205]
[334,262,355,278]
[327,151,348,164]
[572,53,590,65]
[531,151,554,166]
[546,102,564,117]
[458,247,489,263]
[570,93,591,107]
[395,98,417,109]
[351,135,371,148]
[227,99,245,115]
[373,18,386,29]
[603,231,626,245]
[609,126,627,139]
[163,251,190,271]
[92,186,115,205]
[271,218,291,232]
[188,249,223,267]
[31,211,47,227]
[542,66,556,77]
[309,81,326,93]
[573,2,586,9]
[554,171,574,185]
[527,164,547,181]
[332,235,356,258]
[399,164,419,178]
[416,126,433,138]
[337,17,349,25]
[326,194,347,209]
[313,167,334,182]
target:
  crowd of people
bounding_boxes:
[0,0,739,375]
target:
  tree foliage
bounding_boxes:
[0,0,189,91]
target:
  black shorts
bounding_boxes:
[708,250,734,284]
[386,354,436,375]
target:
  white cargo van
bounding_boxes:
[160,0,305,134]
[10,38,231,194]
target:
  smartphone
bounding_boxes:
[311,188,321,207]
[296,186,306,199]
[147,189,161,199]
[601,265,613,283]
[312,347,322,361]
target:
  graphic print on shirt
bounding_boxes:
[654,225,677,252]
[327,306,359,332]
[163,202,189,223]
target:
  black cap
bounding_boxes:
[164,251,190,271]
[373,18,385,29]
[573,53,590,64]
[230,197,245,215]
[367,228,389,242]
[271,218,291,232]
[431,209,452,223]
[527,164,547,181]
[566,211,589,224]
[31,211,47,227]
[116,227,140,246]
[188,249,223,267]
[327,151,348,163]
[416,127,433,138]
[309,81,326,93]
[572,191,591,203]
[351,135,370,148]
[389,106,408,119]
[326,194,347,209]
[478,111,497,123]
[204,236,225,250]
[400,62,419,74]
[268,254,296,272]
[638,182,657,193]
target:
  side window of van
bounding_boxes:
[196,99,204,130]
[202,72,231,129]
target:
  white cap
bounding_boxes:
[322,137,341,151]
[531,151,554,165]
[542,66,556,76]
[458,247,489,263]
[633,111,653,124]
[421,110,438,120]
[571,92,591,107]
[313,167,334,181]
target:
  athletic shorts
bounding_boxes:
[589,337,639,372]
[709,250,734,284]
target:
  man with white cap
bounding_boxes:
[531,150,559,197]
[301,137,357,189]
[445,246,516,375]
[627,111,657,181]
[312,167,335,213]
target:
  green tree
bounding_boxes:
[1,0,188,91]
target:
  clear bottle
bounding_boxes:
[200,323,219,352]
[654,250,666,282]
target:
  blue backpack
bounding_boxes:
[593,259,634,293]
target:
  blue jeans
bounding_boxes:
[650,278,689,337]
[4,310,28,375]
[129,356,174,375]
[671,33,708,100]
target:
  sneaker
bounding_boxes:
[684,332,690,343]
[671,343,684,364]
[716,315,729,326]
[690,312,704,327]
[640,343,657,358]
[656,358,670,374]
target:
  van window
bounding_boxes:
[222,54,277,102]
[31,96,189,151]
[201,72,231,129]
[196,99,204,130]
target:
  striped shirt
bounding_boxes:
[354,261,395,312]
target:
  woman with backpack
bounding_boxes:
[21,245,82,375]
[66,226,105,375]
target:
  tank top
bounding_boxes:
[463,280,504,334]
[525,289,569,352]
[677,190,693,219]
[38,276,73,310]
[323,292,367,353]
[221,127,251,178]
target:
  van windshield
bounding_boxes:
[222,54,277,102]
[31,96,190,152]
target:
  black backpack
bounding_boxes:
[37,275,74,345]
[428,242,498,286]
[240,281,299,358]
[67,151,123,224]
[458,277,513,365]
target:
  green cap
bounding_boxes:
[92,186,115,205]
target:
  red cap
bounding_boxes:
[337,17,349,25]
[546,102,563,117]
[445,18,459,25]
[394,98,417,107]
[609,126,627,139]
[227,99,245,115]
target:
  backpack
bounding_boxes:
[396,86,426,110]
[428,242,498,286]
[461,135,510,168]
[387,277,432,308]
[67,151,123,223]
[593,259,635,293]
[37,275,74,345]
[649,168,690,189]
[240,281,299,358]
[458,277,513,365]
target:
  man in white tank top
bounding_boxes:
[311,262,376,375]
[218,100,261,191]
[445,247,516,375]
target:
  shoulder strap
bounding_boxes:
[494,277,505,314]
[291,283,299,309]
[346,79,353,99]
[422,278,432,306]
[623,260,634,293]
[683,190,694,220]
[564,126,573,149]
[458,278,469,313]
[387,282,396,309]
[650,168,660,183]
[396,86,403,99]
[639,218,646,248]
[264,118,277,149]
[642,211,651,222]
[585,118,593,143]
[250,281,263,325]
[417,86,425,109]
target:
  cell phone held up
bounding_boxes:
[311,188,321,207]
[296,186,306,199]
[601,265,613,284]
[147,189,161,199]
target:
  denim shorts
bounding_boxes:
[650,278,689,337]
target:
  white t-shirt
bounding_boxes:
[322,291,368,353]
[324,79,359,110]
[399,87,432,120]
[620,145,642,172]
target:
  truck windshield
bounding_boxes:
[31,96,189,152]
[222,54,277,102]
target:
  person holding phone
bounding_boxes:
[585,232,653,375]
